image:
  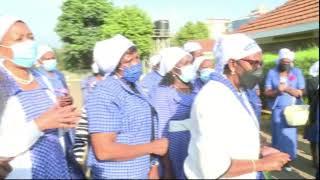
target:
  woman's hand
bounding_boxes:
[35,105,81,131]
[261,146,280,157]
[150,138,169,156]
[57,94,74,107]
[0,159,12,179]
[256,152,290,171]
[148,165,159,179]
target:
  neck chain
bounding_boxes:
[1,62,34,85]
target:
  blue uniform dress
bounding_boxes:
[140,70,162,97]
[86,75,156,179]
[265,67,305,159]
[151,85,195,179]
[39,69,84,179]
[0,67,70,179]
[192,78,205,94]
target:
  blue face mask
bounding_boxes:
[123,63,143,83]
[0,40,38,68]
[42,59,57,71]
[200,68,215,83]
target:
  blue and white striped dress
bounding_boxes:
[140,70,162,97]
[151,86,195,179]
[0,66,70,179]
[86,75,156,179]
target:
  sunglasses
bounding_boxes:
[239,59,263,67]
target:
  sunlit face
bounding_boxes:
[199,59,214,71]
[172,55,193,76]
[0,21,34,60]
[234,52,263,75]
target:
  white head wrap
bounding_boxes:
[183,42,202,53]
[0,15,23,43]
[158,47,191,76]
[37,44,54,60]
[193,56,209,71]
[213,33,262,74]
[93,34,134,76]
[309,61,319,77]
[91,62,99,74]
[149,54,162,67]
[276,48,295,64]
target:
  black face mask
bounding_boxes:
[239,67,263,90]
[278,64,291,72]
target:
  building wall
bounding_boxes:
[258,37,319,53]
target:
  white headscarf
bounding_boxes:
[158,47,191,76]
[276,48,295,64]
[183,42,202,53]
[37,44,54,60]
[93,34,134,76]
[149,54,162,67]
[91,62,99,74]
[309,61,319,77]
[0,15,22,43]
[193,56,208,71]
[213,33,262,74]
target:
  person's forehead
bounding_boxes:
[200,59,213,67]
[42,51,55,58]
[281,58,291,63]
[242,52,262,61]
[176,55,192,66]
[8,21,32,36]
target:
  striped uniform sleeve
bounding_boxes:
[86,88,122,134]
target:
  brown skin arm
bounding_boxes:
[285,88,304,98]
[264,89,279,98]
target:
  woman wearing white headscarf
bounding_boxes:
[264,48,305,171]
[304,60,319,169]
[183,42,203,62]
[0,15,80,179]
[86,34,168,179]
[150,47,196,179]
[184,34,290,179]
[192,56,215,94]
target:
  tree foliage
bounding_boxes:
[56,0,113,70]
[101,6,153,59]
[172,21,209,46]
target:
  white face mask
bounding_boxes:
[175,64,197,83]
[0,40,38,68]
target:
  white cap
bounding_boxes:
[183,42,202,53]
[158,47,192,76]
[277,48,295,63]
[213,33,262,74]
[149,54,162,67]
[93,34,134,76]
[37,44,54,60]
[91,62,100,74]
[0,15,23,43]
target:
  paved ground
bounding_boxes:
[260,115,317,179]
[67,80,317,179]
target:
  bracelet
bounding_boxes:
[251,160,256,172]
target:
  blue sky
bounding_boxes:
[1,0,287,48]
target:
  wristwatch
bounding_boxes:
[151,160,160,167]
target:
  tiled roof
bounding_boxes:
[237,0,319,33]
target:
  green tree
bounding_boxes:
[172,21,209,46]
[56,0,113,70]
[101,6,153,59]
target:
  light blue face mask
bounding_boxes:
[42,59,57,72]
[0,40,38,68]
[200,68,215,83]
[177,64,197,83]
